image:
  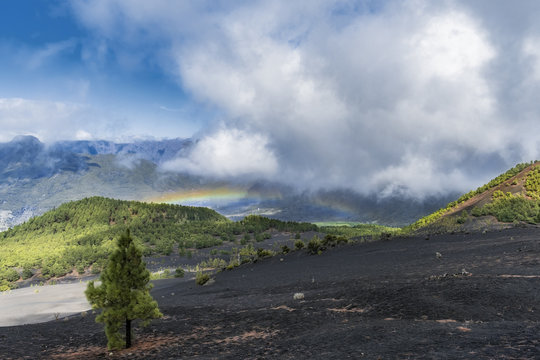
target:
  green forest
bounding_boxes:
[0,197,316,291]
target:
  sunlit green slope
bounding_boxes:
[405,161,540,233]
[0,196,316,290]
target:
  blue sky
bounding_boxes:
[1,0,540,198]
[0,0,205,140]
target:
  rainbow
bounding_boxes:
[145,186,358,220]
[146,187,251,205]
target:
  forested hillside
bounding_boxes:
[0,197,316,291]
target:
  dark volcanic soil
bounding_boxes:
[1,227,540,359]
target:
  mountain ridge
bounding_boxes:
[0,136,464,229]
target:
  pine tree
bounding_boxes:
[85,229,162,349]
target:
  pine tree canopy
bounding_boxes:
[85,229,162,349]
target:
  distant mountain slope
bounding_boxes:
[0,136,209,231]
[0,135,90,181]
[406,161,540,233]
[51,138,191,164]
[0,136,456,229]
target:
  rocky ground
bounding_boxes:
[1,226,540,359]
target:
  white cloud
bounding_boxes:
[162,128,278,178]
[75,130,93,140]
[0,98,126,143]
[69,0,540,197]
[0,98,86,142]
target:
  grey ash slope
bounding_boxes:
[1,227,539,359]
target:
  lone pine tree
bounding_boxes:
[85,229,162,349]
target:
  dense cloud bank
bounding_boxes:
[5,1,540,199]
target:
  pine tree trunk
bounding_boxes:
[126,318,132,348]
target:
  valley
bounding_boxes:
[0,136,456,231]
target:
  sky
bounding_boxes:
[1,0,540,198]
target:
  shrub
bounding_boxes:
[174,267,185,278]
[456,211,468,224]
[22,267,34,280]
[473,194,540,223]
[198,258,227,269]
[256,248,274,259]
[281,245,290,254]
[307,236,323,255]
[195,272,210,285]
[239,244,256,264]
[294,240,305,250]
[76,264,85,275]
[322,234,337,247]
[1,268,20,282]
[240,234,250,245]
[294,233,301,239]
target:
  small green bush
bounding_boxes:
[240,234,251,245]
[174,267,185,278]
[256,248,274,259]
[22,267,34,280]
[322,234,337,247]
[456,211,468,224]
[307,236,323,255]
[294,233,301,239]
[76,264,85,275]
[322,234,349,247]
[195,272,210,285]
[281,245,290,254]
[294,240,305,250]
[1,268,20,282]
